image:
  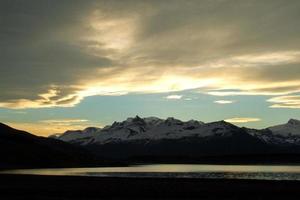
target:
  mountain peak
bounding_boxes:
[267,119,300,137]
[124,115,143,123]
[288,119,300,125]
[212,120,232,125]
[165,117,183,126]
[132,115,144,122]
[83,127,101,133]
[143,117,163,125]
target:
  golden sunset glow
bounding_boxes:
[225,118,261,123]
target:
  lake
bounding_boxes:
[2,164,300,181]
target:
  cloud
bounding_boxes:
[165,95,183,100]
[1,1,300,109]
[267,95,300,108]
[40,119,89,125]
[9,111,27,114]
[4,118,96,136]
[5,121,90,136]
[214,100,235,104]
[225,118,261,123]
[184,98,193,101]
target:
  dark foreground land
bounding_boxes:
[0,174,300,199]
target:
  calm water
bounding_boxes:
[2,164,300,181]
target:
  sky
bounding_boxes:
[1,0,300,136]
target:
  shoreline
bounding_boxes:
[1,174,300,199]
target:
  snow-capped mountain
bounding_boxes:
[55,116,300,146]
[246,119,300,146]
[268,119,300,136]
[55,127,101,144]
[247,128,300,146]
[56,116,250,145]
[51,117,300,160]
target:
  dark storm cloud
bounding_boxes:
[1,0,300,108]
[0,0,114,103]
[128,0,300,66]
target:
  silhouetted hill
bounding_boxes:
[0,123,97,169]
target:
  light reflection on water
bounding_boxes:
[1,164,300,180]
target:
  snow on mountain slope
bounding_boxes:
[245,119,300,146]
[58,127,101,144]
[268,119,300,136]
[89,118,238,145]
[247,128,300,146]
[48,133,61,139]
[56,116,246,145]
[54,117,300,146]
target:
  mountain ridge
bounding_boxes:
[1,118,300,166]
[49,116,300,161]
[53,116,300,146]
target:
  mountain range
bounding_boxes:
[51,116,300,163]
[53,117,300,145]
[1,117,300,169]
